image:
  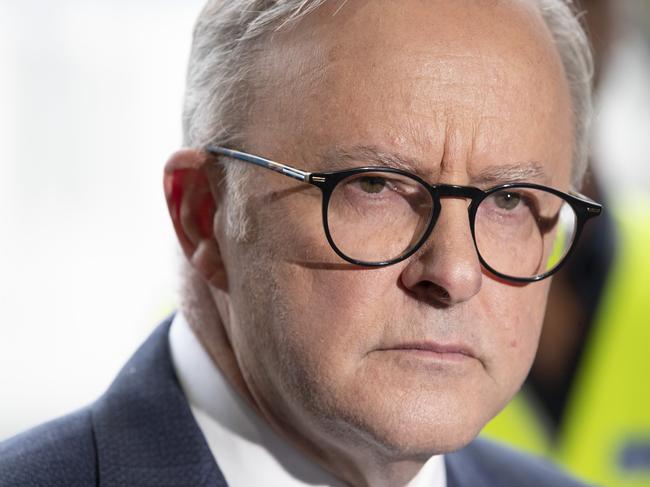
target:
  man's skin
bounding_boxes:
[164,1,575,486]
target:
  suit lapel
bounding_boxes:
[445,441,491,487]
[91,317,228,486]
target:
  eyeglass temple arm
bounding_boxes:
[206,146,311,183]
[569,190,603,216]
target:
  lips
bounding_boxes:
[378,341,477,359]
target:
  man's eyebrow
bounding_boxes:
[471,162,549,186]
[317,146,549,186]
[318,145,422,174]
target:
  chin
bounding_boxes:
[316,383,497,459]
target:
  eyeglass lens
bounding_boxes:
[326,172,578,279]
[327,171,435,263]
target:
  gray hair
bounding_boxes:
[183,0,593,187]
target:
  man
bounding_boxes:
[0,0,601,486]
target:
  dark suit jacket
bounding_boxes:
[0,317,588,486]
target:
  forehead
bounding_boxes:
[245,0,573,187]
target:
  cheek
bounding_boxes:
[251,197,400,354]
[227,187,399,388]
[233,259,399,418]
[280,266,398,355]
[481,279,549,387]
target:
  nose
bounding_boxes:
[400,198,482,306]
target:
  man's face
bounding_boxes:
[214,0,573,460]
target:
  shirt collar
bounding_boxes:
[169,311,446,487]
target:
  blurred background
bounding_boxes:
[591,0,650,191]
[0,0,204,440]
[1,0,649,485]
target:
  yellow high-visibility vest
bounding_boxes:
[482,199,650,487]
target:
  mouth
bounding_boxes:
[376,341,477,362]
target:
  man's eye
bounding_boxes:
[493,192,521,210]
[358,177,388,194]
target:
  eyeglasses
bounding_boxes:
[206,146,602,283]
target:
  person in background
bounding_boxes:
[482,1,650,485]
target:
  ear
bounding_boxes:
[163,149,227,290]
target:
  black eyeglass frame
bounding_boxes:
[206,146,603,283]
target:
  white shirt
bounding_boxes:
[169,312,447,487]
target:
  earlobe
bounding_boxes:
[163,149,228,290]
